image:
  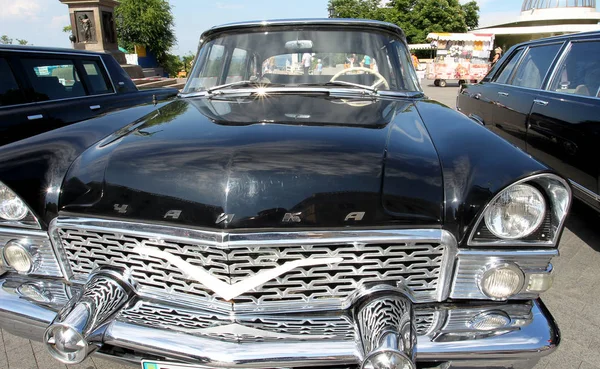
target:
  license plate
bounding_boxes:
[142,360,205,369]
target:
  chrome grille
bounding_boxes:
[52,218,451,311]
[118,301,437,343]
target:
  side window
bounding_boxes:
[82,60,113,95]
[510,44,561,89]
[226,48,248,83]
[21,58,87,101]
[549,41,600,98]
[0,57,26,106]
[494,48,525,85]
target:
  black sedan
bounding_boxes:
[457,31,600,211]
[0,19,570,369]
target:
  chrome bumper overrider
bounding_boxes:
[0,274,558,369]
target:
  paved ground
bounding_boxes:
[1,83,599,369]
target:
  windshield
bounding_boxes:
[183,27,421,94]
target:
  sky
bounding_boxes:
[0,0,579,55]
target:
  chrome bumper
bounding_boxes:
[0,275,558,369]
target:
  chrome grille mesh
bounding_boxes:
[54,219,448,311]
[118,301,437,343]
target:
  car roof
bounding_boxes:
[512,30,600,49]
[201,18,406,40]
[0,44,106,56]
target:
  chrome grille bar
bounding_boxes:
[50,217,455,312]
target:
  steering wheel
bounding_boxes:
[330,67,390,90]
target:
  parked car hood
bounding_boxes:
[60,95,443,229]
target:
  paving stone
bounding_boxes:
[65,358,96,369]
[91,357,134,369]
[32,347,67,369]
[579,362,600,369]
[0,331,8,369]
[5,340,38,369]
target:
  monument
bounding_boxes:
[60,0,126,64]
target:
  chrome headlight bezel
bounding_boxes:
[468,173,571,246]
[0,181,40,229]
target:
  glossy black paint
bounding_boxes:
[415,99,547,242]
[457,31,600,209]
[60,95,444,229]
[0,101,173,228]
[0,46,178,146]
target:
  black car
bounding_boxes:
[0,19,570,369]
[457,31,600,210]
[0,45,177,146]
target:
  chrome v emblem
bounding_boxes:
[132,246,343,301]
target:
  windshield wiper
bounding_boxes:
[299,81,378,94]
[207,80,285,94]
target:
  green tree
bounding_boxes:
[115,0,176,66]
[410,0,467,43]
[161,53,183,77]
[328,0,479,44]
[16,39,29,45]
[63,25,72,33]
[0,35,13,45]
[462,1,480,31]
[182,52,195,74]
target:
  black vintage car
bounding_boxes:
[0,19,570,369]
[457,31,600,211]
[0,45,177,146]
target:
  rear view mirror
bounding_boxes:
[285,40,313,51]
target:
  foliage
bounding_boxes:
[462,1,480,31]
[161,53,184,77]
[0,36,29,45]
[63,25,72,33]
[182,53,195,73]
[328,0,480,44]
[115,0,176,66]
[0,35,13,45]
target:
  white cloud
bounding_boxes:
[0,0,43,20]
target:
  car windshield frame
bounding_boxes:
[182,23,422,95]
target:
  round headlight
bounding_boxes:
[2,241,33,273]
[479,264,524,300]
[0,186,28,221]
[484,184,546,239]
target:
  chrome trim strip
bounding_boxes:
[569,179,600,202]
[467,173,571,247]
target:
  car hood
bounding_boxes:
[60,95,443,229]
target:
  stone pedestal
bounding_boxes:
[60,0,126,64]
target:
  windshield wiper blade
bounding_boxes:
[208,80,285,93]
[300,81,378,93]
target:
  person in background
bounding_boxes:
[316,59,323,75]
[411,53,419,69]
[491,47,502,67]
[361,55,371,69]
[302,52,312,75]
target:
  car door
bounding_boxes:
[526,39,600,204]
[490,43,563,151]
[16,54,117,137]
[0,53,43,146]
[457,47,526,129]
